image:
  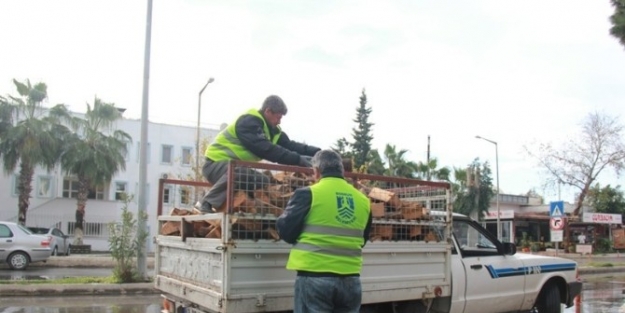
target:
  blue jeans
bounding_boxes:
[294,276,362,313]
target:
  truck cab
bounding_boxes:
[432,213,582,313]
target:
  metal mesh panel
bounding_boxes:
[157,161,451,244]
[225,161,450,243]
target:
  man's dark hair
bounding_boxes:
[261,95,288,115]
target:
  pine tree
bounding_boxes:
[609,0,625,49]
[351,89,374,170]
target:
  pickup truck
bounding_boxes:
[154,161,581,313]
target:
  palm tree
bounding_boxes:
[0,79,70,225]
[60,97,131,244]
[416,157,451,182]
[366,149,386,175]
[451,159,494,220]
[383,144,418,178]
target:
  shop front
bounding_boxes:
[568,212,623,253]
[483,210,515,244]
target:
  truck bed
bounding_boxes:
[155,216,451,313]
[155,161,452,313]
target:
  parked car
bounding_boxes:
[27,227,71,256]
[0,221,52,270]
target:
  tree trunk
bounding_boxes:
[572,183,591,217]
[17,161,34,226]
[74,177,89,245]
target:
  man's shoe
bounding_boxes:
[201,201,212,213]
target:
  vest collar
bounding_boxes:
[320,172,345,180]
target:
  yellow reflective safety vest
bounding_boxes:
[286,177,371,275]
[205,109,281,161]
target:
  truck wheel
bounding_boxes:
[534,284,560,313]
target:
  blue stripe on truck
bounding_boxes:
[484,263,576,278]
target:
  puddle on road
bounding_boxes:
[564,276,625,312]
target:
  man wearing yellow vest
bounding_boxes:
[277,149,372,313]
[200,95,320,213]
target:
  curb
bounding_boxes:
[0,283,158,297]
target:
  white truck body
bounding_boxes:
[156,214,451,313]
[154,162,581,313]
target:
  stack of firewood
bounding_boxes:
[366,187,433,242]
[160,165,437,242]
[159,170,311,240]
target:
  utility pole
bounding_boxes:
[137,0,153,280]
[427,135,431,181]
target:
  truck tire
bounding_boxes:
[533,284,560,313]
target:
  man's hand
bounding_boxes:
[298,155,313,167]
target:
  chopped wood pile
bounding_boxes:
[160,160,439,243]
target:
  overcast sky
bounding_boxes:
[2,1,625,204]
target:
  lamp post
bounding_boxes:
[196,77,215,202]
[476,135,501,242]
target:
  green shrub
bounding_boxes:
[108,194,149,283]
[595,238,613,254]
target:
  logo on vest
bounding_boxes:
[335,192,356,224]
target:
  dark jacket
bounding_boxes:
[236,111,320,165]
[276,173,373,246]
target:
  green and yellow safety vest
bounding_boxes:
[205,109,281,161]
[286,177,370,275]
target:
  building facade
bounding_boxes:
[481,194,622,253]
[0,116,221,251]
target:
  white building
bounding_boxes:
[0,115,221,251]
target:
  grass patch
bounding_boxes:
[586,262,615,268]
[0,276,120,285]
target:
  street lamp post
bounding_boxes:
[476,135,501,242]
[196,77,215,202]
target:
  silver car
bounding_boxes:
[0,221,52,270]
[27,227,71,256]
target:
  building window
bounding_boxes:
[180,187,191,205]
[12,174,20,196]
[89,185,105,200]
[161,145,173,164]
[67,221,107,236]
[115,182,128,200]
[136,142,151,163]
[63,178,106,200]
[181,147,193,166]
[163,185,172,204]
[36,176,52,198]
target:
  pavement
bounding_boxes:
[1,252,625,297]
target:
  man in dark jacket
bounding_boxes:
[277,149,372,313]
[199,95,320,212]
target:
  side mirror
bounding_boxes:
[502,242,516,255]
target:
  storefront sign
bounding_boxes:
[484,210,515,220]
[582,213,622,224]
